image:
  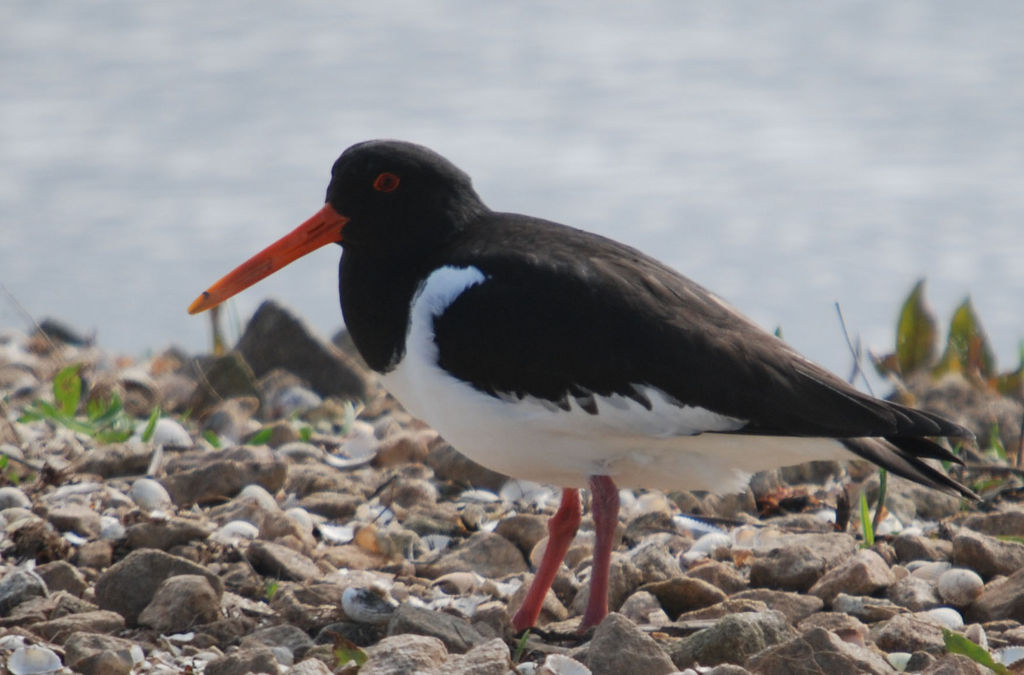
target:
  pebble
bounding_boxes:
[936,567,984,607]
[7,645,63,675]
[147,417,193,447]
[129,477,173,511]
[0,486,31,510]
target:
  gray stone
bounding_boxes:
[887,575,942,611]
[420,531,527,579]
[63,633,138,671]
[73,650,134,675]
[892,534,953,563]
[160,446,287,506]
[730,589,824,623]
[747,627,893,674]
[807,549,894,604]
[70,442,153,477]
[34,560,87,597]
[94,548,224,625]
[962,510,1024,537]
[964,567,1024,623]
[0,569,48,614]
[30,610,125,644]
[870,613,946,654]
[920,653,991,674]
[137,574,222,633]
[240,623,315,658]
[47,504,101,538]
[936,568,984,608]
[386,605,485,654]
[640,575,727,618]
[289,659,335,675]
[668,610,795,669]
[585,613,675,675]
[204,646,280,675]
[246,540,321,582]
[749,533,856,591]
[237,300,369,400]
[362,634,449,675]
[494,514,549,559]
[299,491,362,520]
[125,517,215,550]
[0,486,31,509]
[685,559,747,594]
[952,528,1024,578]
[444,637,513,675]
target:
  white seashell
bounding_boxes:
[458,488,500,503]
[936,568,984,607]
[269,385,322,418]
[874,513,903,536]
[998,646,1024,666]
[685,531,733,561]
[538,653,593,675]
[285,507,314,535]
[7,645,62,675]
[341,586,399,624]
[275,442,324,463]
[906,560,950,582]
[99,515,126,540]
[237,484,279,511]
[673,515,727,538]
[919,607,964,630]
[130,478,173,512]
[318,523,354,545]
[211,520,259,544]
[886,652,912,671]
[500,479,558,508]
[324,421,378,469]
[147,418,192,447]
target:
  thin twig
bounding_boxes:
[0,282,60,355]
[835,302,875,396]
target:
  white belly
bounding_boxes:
[381,266,849,491]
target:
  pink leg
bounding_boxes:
[512,488,582,632]
[581,475,620,629]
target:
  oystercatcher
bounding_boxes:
[189,140,975,631]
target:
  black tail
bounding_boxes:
[840,436,978,501]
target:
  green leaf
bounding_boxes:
[895,279,937,374]
[248,427,273,446]
[0,454,8,470]
[513,628,531,663]
[203,429,221,448]
[936,298,996,378]
[140,406,162,443]
[265,579,279,601]
[332,635,368,667]
[53,364,83,416]
[859,493,874,547]
[988,424,1008,461]
[299,426,312,443]
[942,628,1008,674]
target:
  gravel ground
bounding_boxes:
[2,302,1024,674]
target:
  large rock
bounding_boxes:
[94,549,223,625]
[965,567,1024,623]
[137,574,222,633]
[584,613,676,675]
[0,569,48,614]
[160,445,287,506]
[236,300,369,400]
[419,531,527,579]
[667,610,795,669]
[443,638,513,675]
[640,576,727,618]
[30,610,125,644]
[749,533,856,591]
[747,626,893,674]
[808,549,895,604]
[952,528,1024,578]
[246,540,321,582]
[386,604,486,654]
[362,634,449,675]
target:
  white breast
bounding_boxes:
[381,265,849,491]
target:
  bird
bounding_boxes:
[189,139,976,632]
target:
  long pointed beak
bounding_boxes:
[188,203,349,314]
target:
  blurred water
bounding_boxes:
[2,2,1023,382]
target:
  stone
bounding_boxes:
[159,446,287,506]
[964,568,1024,623]
[795,612,868,643]
[936,568,984,608]
[639,576,728,618]
[138,574,222,633]
[420,531,527,579]
[63,632,138,670]
[807,549,894,604]
[204,646,280,675]
[920,653,991,674]
[832,593,905,623]
[667,610,795,669]
[426,440,509,492]
[34,560,87,597]
[246,540,321,582]
[0,486,31,509]
[187,351,260,415]
[730,589,824,623]
[75,540,113,569]
[46,504,101,538]
[361,634,449,675]
[630,541,683,584]
[374,430,434,467]
[685,559,747,594]
[129,477,173,511]
[30,610,125,644]
[749,533,856,591]
[0,569,48,614]
[125,517,215,550]
[962,510,1024,537]
[494,514,549,559]
[386,604,486,654]
[952,528,1024,578]
[584,613,675,675]
[677,598,771,622]
[290,659,335,675]
[747,627,893,674]
[870,613,946,654]
[74,650,134,675]
[300,491,362,520]
[236,300,369,400]
[94,548,223,625]
[70,442,153,477]
[886,575,941,611]
[619,590,672,625]
[506,574,570,627]
[444,637,514,675]
[893,534,953,563]
[240,623,315,659]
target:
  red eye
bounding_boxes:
[373,172,400,192]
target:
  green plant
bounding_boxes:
[332,635,368,668]
[264,579,279,602]
[942,628,1008,673]
[512,629,531,663]
[18,364,145,443]
[248,426,274,446]
[859,493,874,547]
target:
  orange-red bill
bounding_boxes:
[188,203,349,314]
